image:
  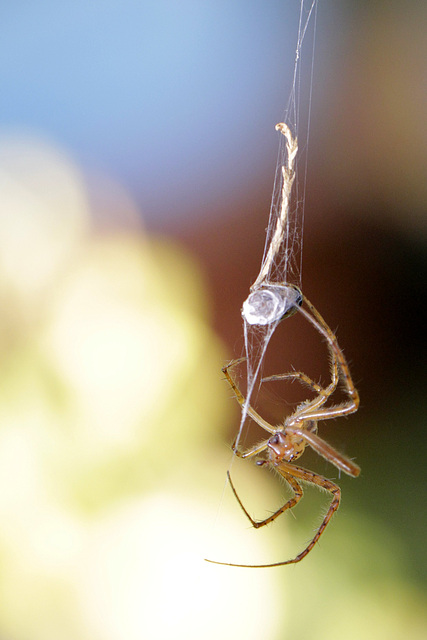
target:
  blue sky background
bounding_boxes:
[0,0,341,224]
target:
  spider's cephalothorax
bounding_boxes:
[268,418,318,464]
[268,428,308,464]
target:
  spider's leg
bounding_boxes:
[206,462,340,568]
[222,357,246,372]
[268,461,341,565]
[263,299,340,416]
[289,395,359,426]
[296,296,359,417]
[262,371,325,395]
[231,437,270,459]
[227,470,303,529]
[222,359,276,435]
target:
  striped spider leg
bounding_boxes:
[206,293,360,568]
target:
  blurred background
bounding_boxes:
[0,1,426,639]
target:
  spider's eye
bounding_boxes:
[268,433,287,456]
[270,433,285,446]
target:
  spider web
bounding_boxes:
[234,0,318,454]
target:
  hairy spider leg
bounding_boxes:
[262,370,328,395]
[261,298,341,411]
[222,358,276,435]
[226,470,303,529]
[290,295,359,422]
[222,358,273,460]
[206,462,341,568]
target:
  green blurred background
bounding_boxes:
[0,1,426,639]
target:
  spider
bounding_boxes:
[206,289,360,568]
